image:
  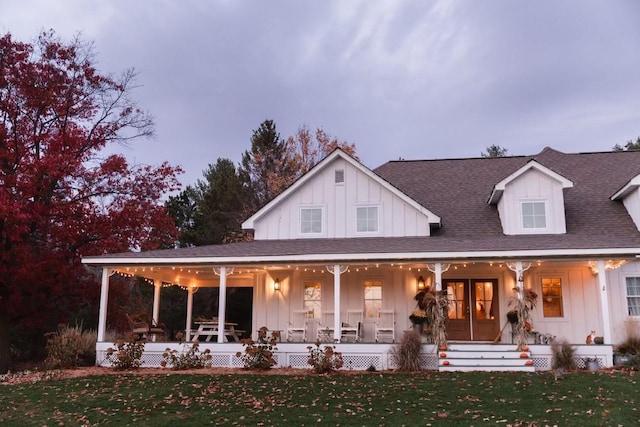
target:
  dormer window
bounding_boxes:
[521,201,547,229]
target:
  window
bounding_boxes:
[626,277,640,316]
[357,206,379,232]
[541,277,564,317]
[364,280,382,318]
[300,208,322,234]
[335,169,344,184]
[521,201,547,229]
[303,282,321,318]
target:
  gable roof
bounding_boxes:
[241,148,441,230]
[611,173,640,200]
[487,159,574,204]
[83,147,640,267]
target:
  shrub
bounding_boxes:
[615,319,640,355]
[389,331,422,372]
[551,338,576,371]
[235,327,278,370]
[161,341,211,370]
[44,323,97,368]
[307,341,344,374]
[104,338,145,369]
[623,353,640,370]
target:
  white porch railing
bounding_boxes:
[95,342,613,372]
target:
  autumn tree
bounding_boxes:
[238,120,290,214]
[0,31,181,372]
[613,137,640,151]
[269,125,358,195]
[481,144,509,158]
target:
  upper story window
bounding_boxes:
[303,282,321,319]
[541,277,564,317]
[626,277,640,316]
[335,169,344,184]
[364,280,382,318]
[300,207,322,234]
[357,206,379,232]
[521,201,547,230]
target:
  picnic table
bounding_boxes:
[192,320,244,342]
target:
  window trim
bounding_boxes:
[519,200,549,233]
[363,279,382,318]
[299,206,324,236]
[303,281,322,319]
[540,276,564,318]
[355,204,381,234]
[624,276,640,317]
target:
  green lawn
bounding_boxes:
[1,370,638,426]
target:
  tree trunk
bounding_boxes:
[0,309,11,373]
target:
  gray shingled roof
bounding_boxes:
[84,147,640,263]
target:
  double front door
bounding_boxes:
[445,279,500,341]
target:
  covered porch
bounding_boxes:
[88,256,622,371]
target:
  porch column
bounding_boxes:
[597,260,613,345]
[186,287,194,342]
[152,280,161,325]
[326,264,349,342]
[97,267,111,342]
[217,266,228,343]
[427,262,450,291]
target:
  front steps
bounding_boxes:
[437,343,535,372]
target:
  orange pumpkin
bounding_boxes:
[439,352,447,358]
[521,345,529,351]
[442,360,450,366]
[520,353,529,358]
[525,360,534,366]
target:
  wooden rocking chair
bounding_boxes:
[126,313,166,341]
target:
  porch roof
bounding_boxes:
[82,233,640,266]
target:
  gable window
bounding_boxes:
[541,277,564,317]
[626,277,640,316]
[357,206,379,232]
[364,280,382,318]
[303,282,321,319]
[335,169,344,184]
[300,208,322,234]
[521,201,547,229]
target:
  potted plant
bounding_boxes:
[409,309,428,334]
[613,319,640,367]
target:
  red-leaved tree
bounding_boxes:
[0,31,182,372]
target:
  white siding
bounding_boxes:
[497,169,568,235]
[253,158,431,240]
[622,189,640,231]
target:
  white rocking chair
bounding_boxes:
[286,310,310,342]
[340,310,363,342]
[375,310,395,343]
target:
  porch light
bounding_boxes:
[417,276,426,291]
[273,278,281,291]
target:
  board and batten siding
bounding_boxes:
[497,168,568,235]
[252,158,431,240]
[621,189,640,231]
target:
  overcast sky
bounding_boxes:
[2,1,640,187]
